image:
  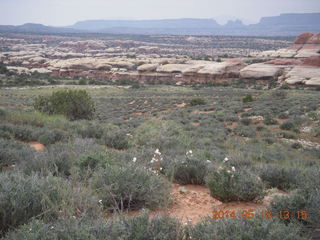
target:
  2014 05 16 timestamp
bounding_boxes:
[212,209,309,220]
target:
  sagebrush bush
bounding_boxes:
[258,164,300,190]
[33,89,95,120]
[0,138,35,168]
[91,164,171,212]
[134,119,190,150]
[189,98,206,106]
[263,117,278,125]
[240,118,251,126]
[280,121,295,131]
[165,154,208,185]
[270,188,320,227]
[0,173,62,234]
[234,125,256,138]
[19,138,104,177]
[188,217,309,240]
[242,94,253,103]
[206,163,265,202]
[4,211,182,240]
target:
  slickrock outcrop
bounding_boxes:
[257,32,320,58]
[240,63,283,79]
[137,64,159,72]
[285,66,320,86]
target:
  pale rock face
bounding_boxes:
[7,66,30,74]
[240,63,283,79]
[156,64,192,73]
[285,66,320,86]
[30,68,52,74]
[137,64,159,72]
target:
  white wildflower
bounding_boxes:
[29,228,32,231]
[223,157,229,163]
[231,166,236,172]
[132,157,137,163]
[227,170,231,174]
[160,167,163,171]
[206,160,211,163]
[50,226,54,230]
[98,199,103,204]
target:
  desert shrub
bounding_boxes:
[311,127,320,137]
[0,173,63,234]
[240,118,251,126]
[270,189,319,227]
[291,142,302,149]
[134,119,190,150]
[278,112,289,119]
[0,138,35,168]
[33,89,95,120]
[307,111,320,121]
[234,125,256,138]
[19,138,104,177]
[3,111,65,127]
[258,164,300,190]
[189,98,206,106]
[256,125,266,131]
[4,212,182,240]
[278,131,296,139]
[188,217,309,240]
[90,164,171,212]
[72,120,104,139]
[165,154,208,185]
[37,128,69,145]
[263,117,278,125]
[99,124,130,150]
[72,152,117,180]
[242,94,253,103]
[280,121,295,131]
[206,163,265,202]
[272,90,287,99]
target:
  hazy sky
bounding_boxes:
[0,0,319,26]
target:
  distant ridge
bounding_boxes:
[0,13,319,36]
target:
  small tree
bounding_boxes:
[34,89,95,120]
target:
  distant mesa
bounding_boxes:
[0,13,320,36]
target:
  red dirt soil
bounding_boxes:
[28,141,45,151]
[149,184,274,224]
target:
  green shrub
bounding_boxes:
[280,121,295,131]
[0,138,35,168]
[33,89,95,120]
[272,90,287,99]
[263,117,278,125]
[206,163,265,202]
[312,127,320,137]
[270,189,320,227]
[166,155,208,185]
[91,164,171,212]
[240,118,251,126]
[278,112,289,119]
[189,98,206,106]
[134,119,190,150]
[278,131,296,139]
[99,124,130,150]
[258,164,300,190]
[242,94,253,103]
[234,125,256,138]
[4,212,182,240]
[0,173,63,234]
[19,139,104,177]
[188,217,309,240]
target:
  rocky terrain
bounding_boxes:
[0,32,319,86]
